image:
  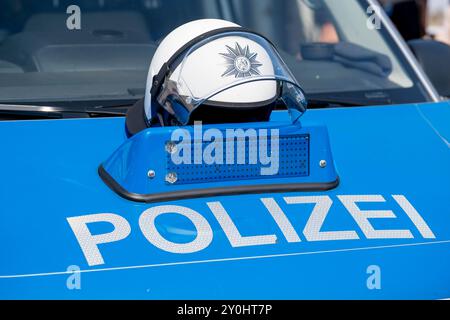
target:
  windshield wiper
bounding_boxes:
[0,104,127,119]
[306,96,391,108]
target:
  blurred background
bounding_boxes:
[0,0,448,104]
[381,0,450,43]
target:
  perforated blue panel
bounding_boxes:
[166,134,309,185]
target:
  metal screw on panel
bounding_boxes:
[165,172,178,184]
[319,160,327,168]
[147,170,156,179]
[165,142,178,154]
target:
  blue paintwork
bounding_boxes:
[0,101,449,299]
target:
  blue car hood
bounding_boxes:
[0,101,449,299]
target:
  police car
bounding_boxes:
[0,0,449,299]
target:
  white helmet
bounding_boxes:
[126,19,307,135]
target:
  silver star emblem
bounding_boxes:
[220,42,263,78]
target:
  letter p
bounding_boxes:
[67,213,131,266]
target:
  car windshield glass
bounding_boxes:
[0,0,433,106]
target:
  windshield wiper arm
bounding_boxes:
[0,104,127,118]
[306,97,391,108]
[307,98,363,108]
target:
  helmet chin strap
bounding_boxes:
[154,78,194,126]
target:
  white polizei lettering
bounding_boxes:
[338,195,414,239]
[207,202,277,247]
[139,205,213,254]
[67,213,131,266]
[261,198,301,243]
[392,195,436,239]
[284,196,360,241]
[67,195,436,265]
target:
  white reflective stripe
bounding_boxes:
[67,213,131,267]
[393,195,436,239]
[338,195,414,239]
[285,196,359,241]
[4,240,450,279]
[139,205,213,254]
[208,201,277,247]
[261,198,301,243]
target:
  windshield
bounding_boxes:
[0,0,434,107]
